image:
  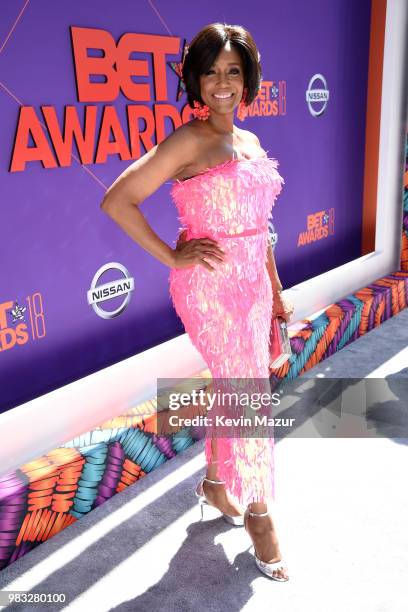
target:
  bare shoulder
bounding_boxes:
[159,121,201,159]
[237,127,261,148]
[101,121,201,209]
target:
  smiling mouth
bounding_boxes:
[213,93,234,99]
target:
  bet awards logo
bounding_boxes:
[306,74,330,117]
[298,209,335,247]
[0,293,46,352]
[87,262,134,319]
[237,80,286,121]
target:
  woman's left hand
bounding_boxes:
[272,290,295,323]
[177,230,295,322]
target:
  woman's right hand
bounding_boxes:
[171,231,226,272]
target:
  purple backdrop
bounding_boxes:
[0,0,372,412]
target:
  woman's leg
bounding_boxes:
[203,437,244,517]
[205,438,220,480]
[245,501,289,580]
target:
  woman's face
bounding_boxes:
[198,41,245,114]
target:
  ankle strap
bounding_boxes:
[203,477,225,484]
[247,510,269,517]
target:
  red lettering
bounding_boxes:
[258,81,272,100]
[71,26,180,102]
[10,107,56,172]
[0,327,15,350]
[307,212,325,231]
[154,104,182,143]
[95,106,131,163]
[0,302,13,329]
[71,26,119,102]
[42,105,97,166]
[127,105,155,157]
[0,323,29,351]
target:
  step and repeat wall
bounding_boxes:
[1,0,378,412]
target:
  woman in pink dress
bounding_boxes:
[101,22,294,581]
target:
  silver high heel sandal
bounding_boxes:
[194,476,244,526]
[244,508,289,581]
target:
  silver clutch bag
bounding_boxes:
[269,317,292,369]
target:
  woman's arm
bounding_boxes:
[266,242,283,293]
[100,127,199,269]
[246,131,284,293]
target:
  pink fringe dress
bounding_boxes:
[168,153,284,507]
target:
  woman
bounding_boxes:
[101,22,294,581]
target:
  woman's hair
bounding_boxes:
[182,23,262,108]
